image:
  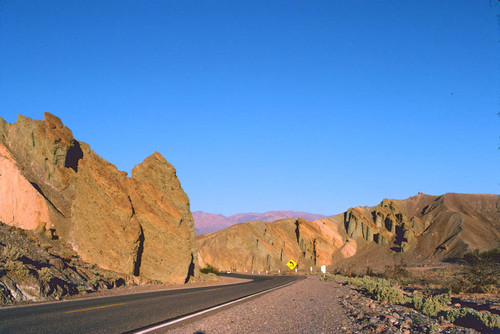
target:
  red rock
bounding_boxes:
[0,113,196,283]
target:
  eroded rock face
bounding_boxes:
[0,113,196,283]
[197,216,348,272]
[197,193,500,272]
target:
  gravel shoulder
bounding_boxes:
[167,276,479,334]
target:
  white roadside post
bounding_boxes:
[321,265,326,274]
[310,267,312,273]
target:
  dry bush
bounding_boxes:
[38,267,52,283]
[383,258,410,281]
[452,249,500,294]
[60,250,76,261]
[4,259,30,278]
[4,245,23,260]
[328,273,500,333]
[200,263,219,274]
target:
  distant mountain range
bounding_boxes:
[193,210,328,235]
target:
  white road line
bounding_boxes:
[134,280,297,334]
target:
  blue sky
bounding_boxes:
[0,1,499,216]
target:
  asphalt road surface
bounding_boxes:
[0,274,301,334]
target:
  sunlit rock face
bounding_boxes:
[0,113,196,283]
[197,193,500,272]
[197,217,348,273]
[0,143,50,230]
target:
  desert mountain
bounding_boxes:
[193,210,327,235]
[197,193,500,273]
[0,113,196,286]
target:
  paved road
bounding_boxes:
[0,274,301,334]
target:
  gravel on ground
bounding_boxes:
[166,276,479,334]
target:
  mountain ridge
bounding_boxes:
[193,210,327,235]
[196,193,500,273]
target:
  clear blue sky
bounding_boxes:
[1,1,499,216]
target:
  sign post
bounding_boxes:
[286,259,297,274]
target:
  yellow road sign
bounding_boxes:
[286,259,297,270]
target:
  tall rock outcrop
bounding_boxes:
[0,113,196,283]
[197,193,500,272]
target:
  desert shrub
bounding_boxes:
[410,288,450,317]
[40,244,52,252]
[4,259,30,277]
[464,249,500,265]
[429,324,440,334]
[344,276,365,286]
[365,266,374,276]
[461,264,498,293]
[60,250,75,261]
[91,268,104,278]
[4,245,23,260]
[361,277,410,305]
[319,273,338,281]
[412,291,424,310]
[200,264,219,274]
[69,259,80,267]
[421,295,447,317]
[89,276,100,288]
[76,285,87,293]
[383,258,410,281]
[331,272,500,333]
[38,267,52,283]
[445,307,500,333]
[453,249,500,294]
[102,271,118,282]
[340,275,410,305]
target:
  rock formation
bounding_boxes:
[0,222,126,304]
[0,113,196,284]
[197,193,500,272]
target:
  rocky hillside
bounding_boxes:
[197,193,500,273]
[0,222,126,304]
[0,113,196,286]
[193,210,327,235]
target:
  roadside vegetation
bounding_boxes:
[200,263,219,274]
[323,250,500,333]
